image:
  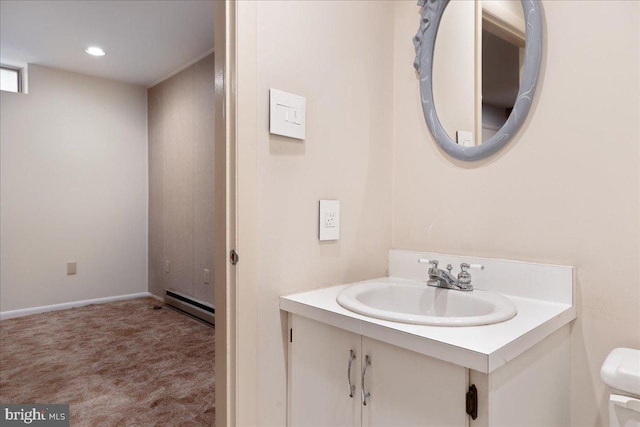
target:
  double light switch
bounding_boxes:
[270,88,306,140]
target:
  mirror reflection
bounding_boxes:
[433,0,525,146]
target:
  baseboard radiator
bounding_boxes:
[164,289,215,326]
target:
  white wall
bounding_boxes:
[234,1,639,425]
[247,1,395,424]
[393,2,639,426]
[1,64,148,312]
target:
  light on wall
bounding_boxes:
[85,46,106,57]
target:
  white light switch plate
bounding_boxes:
[319,200,340,241]
[270,88,306,140]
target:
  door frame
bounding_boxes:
[214,1,235,424]
[215,1,260,425]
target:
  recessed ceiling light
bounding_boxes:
[85,47,106,57]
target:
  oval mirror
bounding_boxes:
[413,0,543,161]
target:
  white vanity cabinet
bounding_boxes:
[288,315,468,427]
[282,251,575,426]
[287,313,571,427]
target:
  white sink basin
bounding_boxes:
[336,281,517,326]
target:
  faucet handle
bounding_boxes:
[460,262,485,272]
[418,258,438,268]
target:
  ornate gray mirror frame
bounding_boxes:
[413,0,543,161]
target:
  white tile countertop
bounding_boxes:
[279,250,576,373]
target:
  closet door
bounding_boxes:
[288,315,361,427]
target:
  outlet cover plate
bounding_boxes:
[319,200,340,241]
[456,130,473,147]
[66,261,77,275]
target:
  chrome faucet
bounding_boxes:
[418,259,484,291]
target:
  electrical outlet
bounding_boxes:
[319,200,340,241]
[204,268,210,284]
[165,260,170,274]
[456,130,473,147]
[325,212,337,228]
[66,261,77,275]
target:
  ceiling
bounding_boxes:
[0,0,215,87]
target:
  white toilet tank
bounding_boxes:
[601,348,640,427]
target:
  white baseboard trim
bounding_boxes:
[0,292,154,321]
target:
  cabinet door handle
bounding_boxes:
[347,349,356,398]
[362,355,371,405]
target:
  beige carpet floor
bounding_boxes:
[0,298,215,426]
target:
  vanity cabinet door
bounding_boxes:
[288,315,362,427]
[361,337,468,427]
